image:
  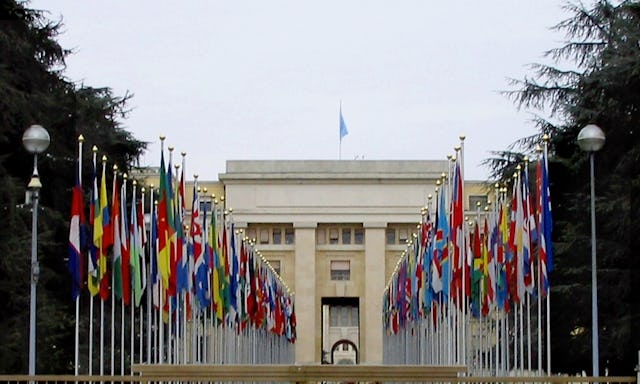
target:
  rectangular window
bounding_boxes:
[268,260,281,275]
[340,306,349,326]
[351,306,359,327]
[354,228,364,244]
[329,228,339,244]
[398,228,408,244]
[199,201,212,213]
[272,228,282,244]
[260,229,269,244]
[284,228,295,244]
[386,228,396,244]
[342,228,351,244]
[317,228,326,245]
[330,260,350,281]
[329,307,339,326]
[469,195,488,210]
[247,228,256,242]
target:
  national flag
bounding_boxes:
[229,223,240,325]
[138,193,147,292]
[522,165,536,295]
[537,148,553,297]
[514,171,526,302]
[112,174,123,300]
[130,185,143,307]
[438,185,451,300]
[450,159,465,306]
[496,201,510,310]
[174,160,187,301]
[211,202,225,323]
[157,148,171,293]
[339,104,348,139]
[150,190,160,308]
[471,221,483,317]
[88,152,100,297]
[120,180,131,305]
[68,164,85,301]
[166,153,178,301]
[97,159,111,301]
[191,182,209,309]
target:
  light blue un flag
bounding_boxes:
[339,107,349,139]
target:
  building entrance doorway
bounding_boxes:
[321,297,359,364]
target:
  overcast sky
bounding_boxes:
[30,0,565,181]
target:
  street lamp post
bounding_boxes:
[22,124,50,376]
[577,124,606,377]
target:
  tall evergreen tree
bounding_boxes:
[489,0,640,375]
[0,0,145,373]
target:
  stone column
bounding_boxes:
[293,222,317,363]
[362,222,386,363]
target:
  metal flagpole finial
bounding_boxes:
[168,146,174,152]
[160,135,166,141]
[459,135,466,141]
[78,134,84,142]
[92,145,98,153]
[454,145,461,152]
[102,155,107,163]
[113,164,118,171]
[542,133,550,142]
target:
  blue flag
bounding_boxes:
[339,106,348,139]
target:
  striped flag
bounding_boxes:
[112,174,123,300]
[68,166,85,300]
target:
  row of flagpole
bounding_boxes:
[382,135,554,376]
[67,135,296,375]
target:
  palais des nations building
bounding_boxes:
[135,159,488,365]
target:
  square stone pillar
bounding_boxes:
[362,222,386,363]
[293,222,317,363]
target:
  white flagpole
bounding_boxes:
[98,157,107,377]
[110,167,117,376]
[527,293,532,371]
[130,182,136,372]
[75,281,80,375]
[146,185,154,364]
[130,276,135,370]
[120,176,127,374]
[543,135,552,375]
[74,135,83,376]
[89,295,93,375]
[99,298,104,375]
[139,187,147,365]
[457,136,468,367]
[159,283,165,363]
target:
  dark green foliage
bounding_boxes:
[0,0,145,373]
[492,0,640,375]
